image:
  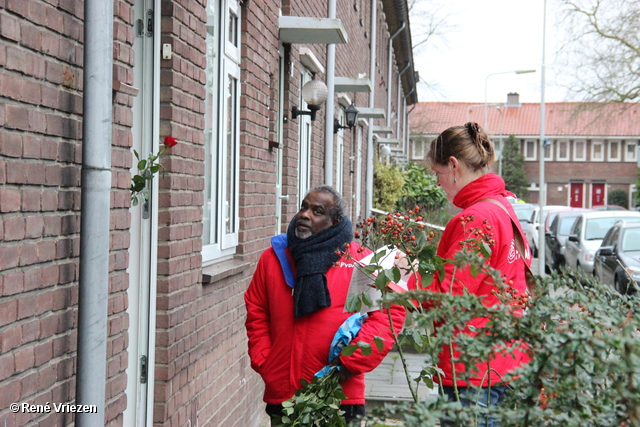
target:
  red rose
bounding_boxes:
[164,135,177,147]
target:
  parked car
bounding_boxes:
[526,205,566,257]
[592,205,627,211]
[564,211,640,275]
[594,221,640,294]
[544,209,590,272]
[512,203,538,246]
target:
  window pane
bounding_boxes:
[559,141,567,159]
[610,141,619,159]
[229,11,238,47]
[225,76,237,234]
[574,141,585,160]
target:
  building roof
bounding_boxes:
[410,101,640,138]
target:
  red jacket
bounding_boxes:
[413,173,531,387]
[245,240,406,405]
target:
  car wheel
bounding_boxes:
[614,275,625,295]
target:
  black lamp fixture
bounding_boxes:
[291,79,328,121]
[333,103,359,134]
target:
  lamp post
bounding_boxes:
[538,0,548,277]
[484,69,536,130]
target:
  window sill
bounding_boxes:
[202,257,252,285]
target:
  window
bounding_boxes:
[591,141,604,161]
[608,140,621,161]
[557,139,569,161]
[573,140,586,161]
[544,140,553,161]
[524,139,536,161]
[625,140,638,162]
[411,138,426,159]
[203,0,241,262]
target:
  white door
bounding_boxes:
[125,1,159,425]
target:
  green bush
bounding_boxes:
[396,163,448,213]
[608,189,628,208]
[374,161,406,213]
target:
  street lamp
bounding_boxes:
[484,69,536,130]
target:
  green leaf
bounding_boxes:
[341,344,358,356]
[480,241,492,258]
[373,336,385,352]
[392,266,402,283]
[137,159,147,170]
[150,165,160,174]
[375,272,389,289]
[362,291,373,308]
[363,265,380,275]
[345,294,362,313]
[420,273,434,288]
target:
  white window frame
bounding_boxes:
[543,139,553,161]
[202,0,241,262]
[524,139,537,161]
[297,69,313,206]
[573,140,586,161]
[608,140,621,162]
[591,140,604,162]
[411,138,426,160]
[624,140,638,162]
[556,139,569,161]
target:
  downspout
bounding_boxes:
[76,0,113,425]
[402,87,415,157]
[396,62,411,155]
[324,0,337,185]
[365,0,377,215]
[386,21,406,129]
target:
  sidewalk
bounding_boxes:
[365,352,438,405]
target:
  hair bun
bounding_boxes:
[465,122,482,138]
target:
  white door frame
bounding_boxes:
[297,69,313,206]
[274,46,286,234]
[125,0,159,425]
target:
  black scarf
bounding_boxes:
[287,215,353,317]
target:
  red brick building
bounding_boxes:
[0,1,417,426]
[409,96,640,208]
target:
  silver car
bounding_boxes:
[564,211,640,275]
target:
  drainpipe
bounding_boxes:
[386,21,406,129]
[76,0,113,425]
[324,0,337,186]
[365,0,377,215]
[396,62,411,154]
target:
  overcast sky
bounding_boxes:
[411,0,569,104]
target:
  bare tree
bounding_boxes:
[556,0,640,102]
[408,0,456,100]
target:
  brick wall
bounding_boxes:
[0,0,133,425]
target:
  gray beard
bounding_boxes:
[295,228,312,239]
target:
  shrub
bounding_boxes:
[374,161,406,213]
[608,189,628,208]
[396,163,448,213]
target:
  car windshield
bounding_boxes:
[513,206,535,222]
[622,228,640,251]
[558,216,579,235]
[586,217,640,240]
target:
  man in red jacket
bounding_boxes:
[244,185,406,425]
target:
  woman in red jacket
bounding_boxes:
[424,122,531,426]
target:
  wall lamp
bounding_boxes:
[291,79,328,121]
[333,103,359,134]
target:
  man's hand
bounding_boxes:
[331,357,354,383]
